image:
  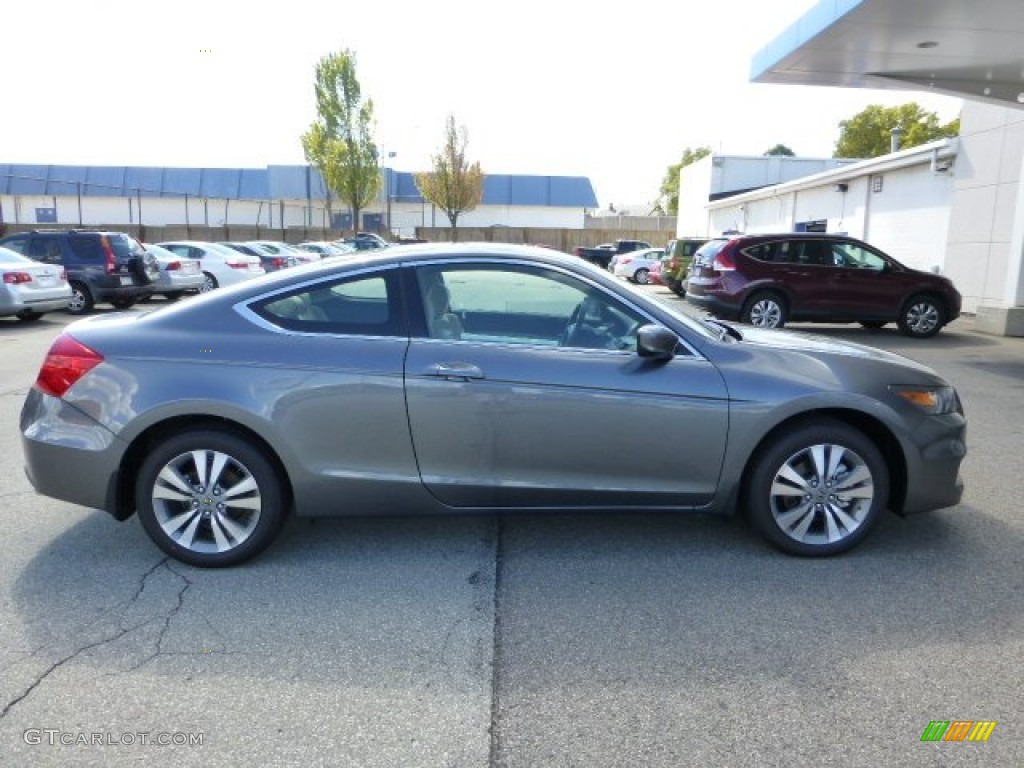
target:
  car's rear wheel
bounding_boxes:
[16,310,44,322]
[163,291,185,302]
[68,282,94,315]
[200,272,218,292]
[110,298,136,310]
[860,320,887,330]
[741,291,787,329]
[898,295,944,338]
[745,420,888,556]
[135,430,287,567]
[633,268,650,285]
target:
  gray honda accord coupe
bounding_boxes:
[20,243,966,566]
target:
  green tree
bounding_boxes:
[415,115,484,240]
[301,50,380,233]
[834,103,960,158]
[764,144,795,156]
[655,146,711,215]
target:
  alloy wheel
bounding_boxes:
[151,449,263,555]
[768,443,874,547]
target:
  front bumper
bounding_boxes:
[899,411,967,514]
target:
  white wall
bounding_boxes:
[707,154,955,274]
[943,102,1024,313]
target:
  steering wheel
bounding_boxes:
[560,295,620,348]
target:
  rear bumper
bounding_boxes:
[685,290,741,320]
[20,388,126,517]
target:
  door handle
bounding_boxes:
[424,362,485,381]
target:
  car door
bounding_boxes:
[403,261,730,509]
[824,240,906,319]
[243,267,422,513]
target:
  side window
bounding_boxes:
[67,236,105,263]
[27,237,63,264]
[252,270,401,336]
[416,265,647,351]
[833,242,886,270]
[0,235,29,254]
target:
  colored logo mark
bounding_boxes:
[920,720,997,742]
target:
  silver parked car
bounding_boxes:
[0,245,72,321]
[143,243,207,300]
[20,244,966,566]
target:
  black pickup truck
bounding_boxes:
[573,239,651,268]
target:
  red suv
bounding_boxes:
[685,234,961,338]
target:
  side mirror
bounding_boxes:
[636,324,679,360]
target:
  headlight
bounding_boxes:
[889,385,959,415]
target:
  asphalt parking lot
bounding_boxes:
[1,289,1022,767]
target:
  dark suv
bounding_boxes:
[0,230,158,314]
[685,233,961,338]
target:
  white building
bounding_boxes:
[0,164,599,236]
[677,154,861,234]
[699,139,958,278]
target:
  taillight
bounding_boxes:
[573,247,585,257]
[271,257,286,268]
[165,260,181,271]
[3,272,32,284]
[60,268,67,282]
[620,257,632,265]
[35,334,104,398]
[712,248,736,273]
[226,260,250,270]
[100,235,118,274]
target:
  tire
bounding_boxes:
[745,420,889,556]
[135,430,288,567]
[132,253,160,285]
[898,295,944,338]
[633,268,650,285]
[670,283,686,298]
[200,272,218,292]
[68,282,94,315]
[740,291,787,329]
[860,321,887,330]
[163,291,184,302]
[110,298,136,310]
[16,310,44,322]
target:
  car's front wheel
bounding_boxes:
[898,295,944,338]
[745,420,889,556]
[741,291,787,329]
[16,310,44,322]
[135,430,288,567]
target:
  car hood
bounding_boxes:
[735,326,936,374]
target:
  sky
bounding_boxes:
[1,0,962,210]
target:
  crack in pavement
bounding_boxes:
[0,557,177,719]
[115,561,193,675]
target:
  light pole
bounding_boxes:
[385,150,396,239]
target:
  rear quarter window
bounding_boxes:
[251,271,402,336]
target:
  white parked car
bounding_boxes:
[296,241,352,258]
[613,247,666,284]
[143,243,207,300]
[246,240,316,265]
[155,241,264,291]
[0,245,71,321]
